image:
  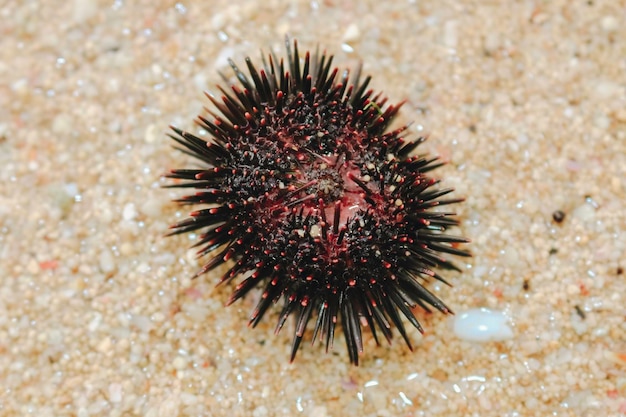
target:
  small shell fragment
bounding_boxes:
[453,307,513,342]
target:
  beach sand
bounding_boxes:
[1,0,625,415]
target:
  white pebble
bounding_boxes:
[453,308,513,342]
[73,0,97,22]
[64,183,79,198]
[47,329,63,345]
[472,264,488,278]
[99,249,116,273]
[122,203,137,221]
[151,312,165,323]
[572,203,595,222]
[52,114,72,135]
[601,15,618,32]
[108,383,123,403]
[156,398,179,417]
[570,312,588,335]
[144,124,158,143]
[342,23,360,43]
[341,43,354,53]
[141,197,164,218]
[180,392,197,405]
[172,356,187,370]
[443,20,458,48]
[253,405,269,417]
[310,224,321,238]
[11,78,28,95]
[211,12,226,30]
[193,73,208,90]
[500,247,520,268]
[136,262,151,274]
[183,303,209,321]
[131,314,153,332]
[88,313,102,332]
[594,80,619,99]
[593,113,610,130]
[309,405,328,417]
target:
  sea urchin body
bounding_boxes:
[165,40,470,365]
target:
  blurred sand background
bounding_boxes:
[1,0,625,416]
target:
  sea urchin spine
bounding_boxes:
[165,40,470,365]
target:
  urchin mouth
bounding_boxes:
[305,162,346,203]
[298,154,370,226]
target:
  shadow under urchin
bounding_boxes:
[164,39,470,365]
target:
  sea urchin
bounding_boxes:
[165,40,470,365]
